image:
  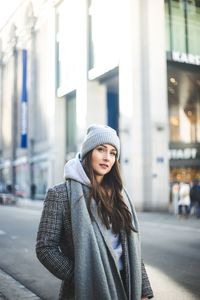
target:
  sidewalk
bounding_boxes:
[138,211,200,300]
[0,268,40,300]
[15,197,43,211]
[138,211,200,230]
[146,264,198,300]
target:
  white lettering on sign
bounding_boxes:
[169,148,198,160]
[172,51,200,66]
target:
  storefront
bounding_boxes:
[31,160,48,200]
[0,161,12,193]
[169,144,200,182]
[15,162,29,198]
[167,61,200,183]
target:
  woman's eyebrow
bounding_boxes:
[100,144,117,152]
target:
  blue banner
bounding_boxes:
[20,49,28,148]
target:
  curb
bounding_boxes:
[0,268,41,300]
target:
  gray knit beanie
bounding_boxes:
[80,124,120,160]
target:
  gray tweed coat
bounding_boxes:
[36,181,153,300]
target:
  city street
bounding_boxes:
[0,205,200,300]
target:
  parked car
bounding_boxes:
[0,193,16,205]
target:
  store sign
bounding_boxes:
[169,148,198,160]
[172,51,200,66]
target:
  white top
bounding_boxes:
[178,183,190,206]
[107,228,123,270]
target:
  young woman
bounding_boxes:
[36,124,153,300]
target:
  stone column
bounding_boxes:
[140,0,169,210]
[119,0,169,210]
[119,0,144,210]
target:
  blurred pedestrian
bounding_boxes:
[36,124,153,300]
[178,181,191,218]
[172,181,179,215]
[31,183,36,200]
[190,179,200,218]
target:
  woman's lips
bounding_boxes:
[99,164,109,169]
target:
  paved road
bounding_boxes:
[0,205,200,299]
[138,212,200,300]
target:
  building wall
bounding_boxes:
[165,0,200,203]
[0,0,56,198]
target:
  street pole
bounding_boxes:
[25,3,36,199]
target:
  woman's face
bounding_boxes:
[91,144,117,183]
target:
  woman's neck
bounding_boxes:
[95,175,103,184]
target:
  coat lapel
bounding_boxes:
[120,229,131,299]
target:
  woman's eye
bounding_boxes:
[111,152,116,156]
[97,147,104,152]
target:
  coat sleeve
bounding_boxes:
[141,260,154,299]
[36,187,74,280]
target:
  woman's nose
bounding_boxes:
[103,152,110,160]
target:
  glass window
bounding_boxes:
[187,0,200,55]
[33,161,48,199]
[165,0,171,51]
[88,0,120,72]
[0,167,12,193]
[34,24,49,143]
[66,91,77,156]
[2,61,13,153]
[171,0,186,53]
[165,0,200,55]
[56,0,80,94]
[15,163,29,197]
[168,64,200,143]
[170,167,200,182]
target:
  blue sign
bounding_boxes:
[20,49,28,148]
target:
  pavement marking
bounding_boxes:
[0,268,41,300]
[0,230,6,235]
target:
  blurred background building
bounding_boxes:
[0,0,199,211]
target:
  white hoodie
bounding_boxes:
[64,153,90,186]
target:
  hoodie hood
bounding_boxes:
[64,153,90,186]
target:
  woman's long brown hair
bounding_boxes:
[82,150,136,234]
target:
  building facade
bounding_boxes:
[0,1,56,199]
[165,0,200,184]
[0,0,199,210]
